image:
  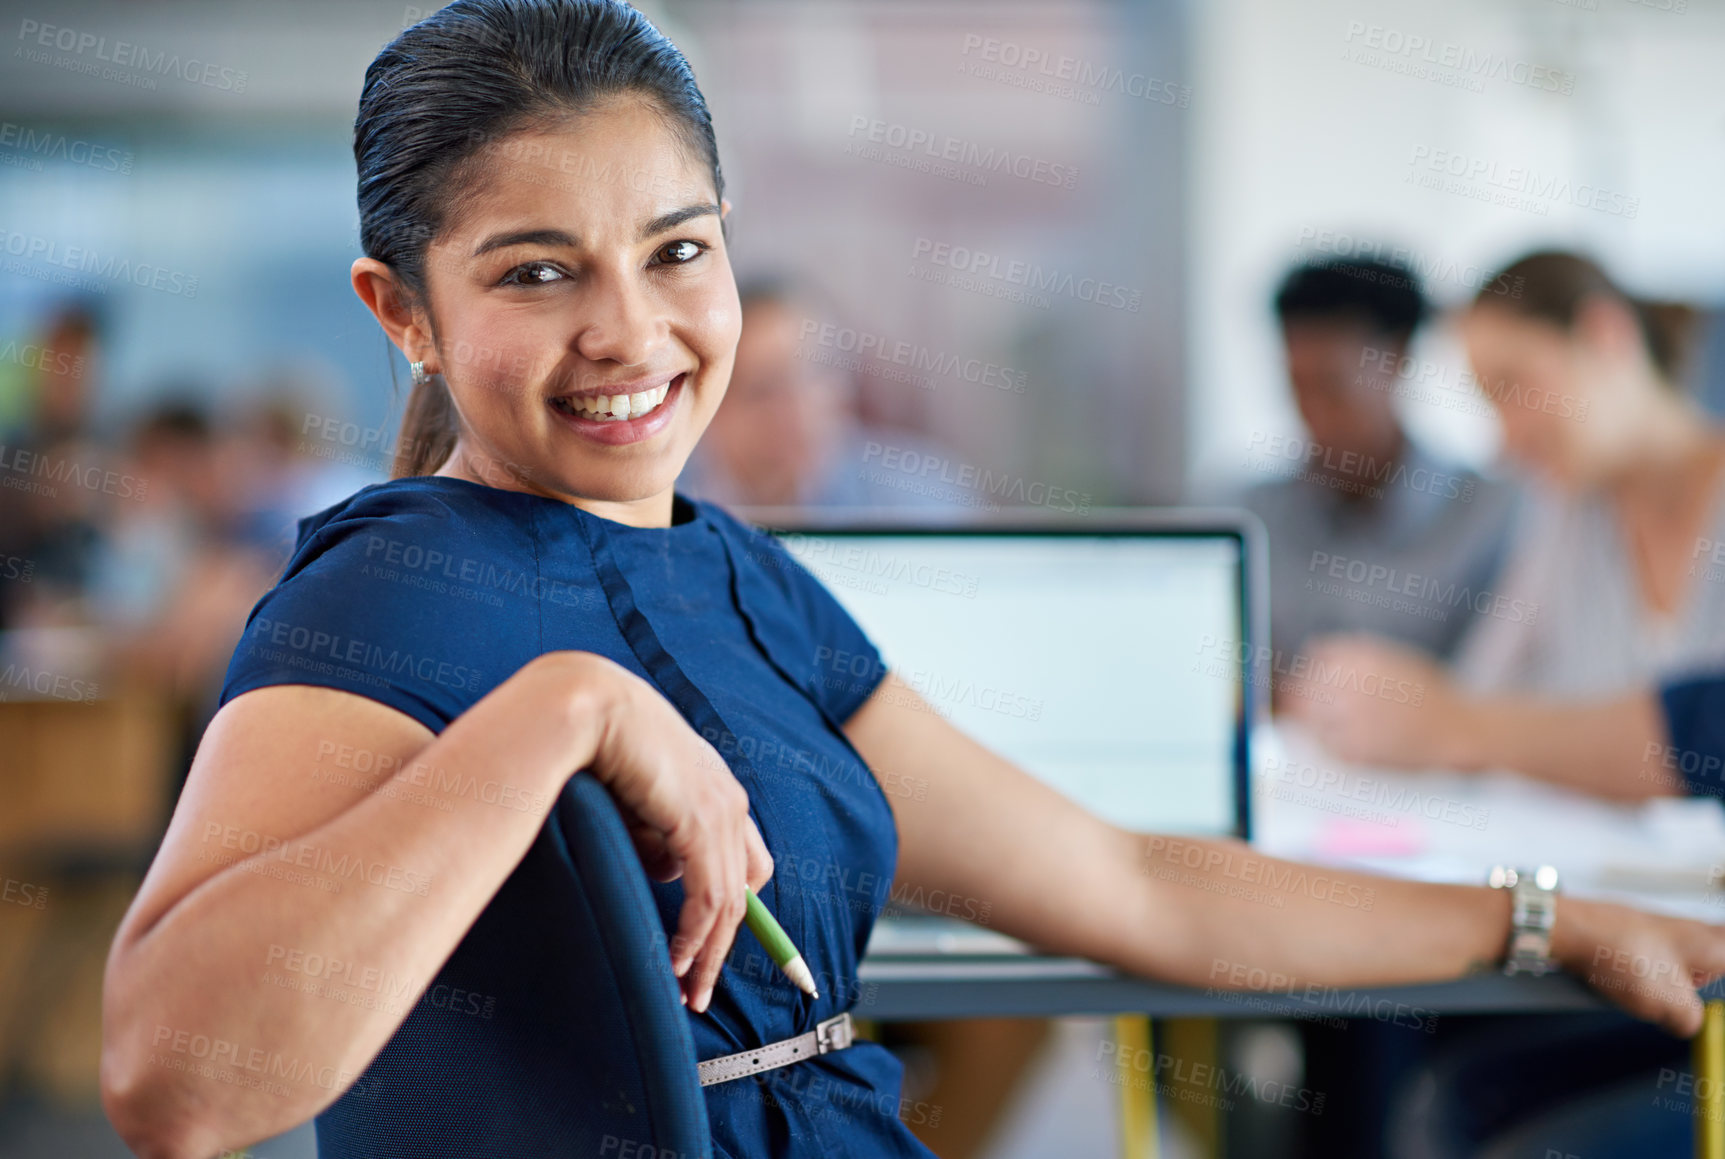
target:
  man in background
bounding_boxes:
[680,277,959,510]
[1241,256,1518,665]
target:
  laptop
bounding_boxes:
[749,507,1267,955]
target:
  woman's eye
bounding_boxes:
[655,239,705,265]
[501,261,565,286]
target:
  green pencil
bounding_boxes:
[744,888,819,998]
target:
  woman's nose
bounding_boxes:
[574,274,665,367]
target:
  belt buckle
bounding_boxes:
[815,1013,853,1053]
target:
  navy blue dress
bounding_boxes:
[218,476,935,1158]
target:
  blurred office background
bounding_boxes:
[1,0,1723,1157]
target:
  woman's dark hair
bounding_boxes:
[1473,250,1698,385]
[354,0,724,478]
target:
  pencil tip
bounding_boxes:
[783,955,819,998]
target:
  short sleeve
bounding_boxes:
[1658,676,1725,800]
[702,507,888,723]
[219,483,541,735]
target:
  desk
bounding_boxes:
[857,723,1725,1157]
[857,954,1621,1022]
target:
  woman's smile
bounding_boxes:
[546,370,688,446]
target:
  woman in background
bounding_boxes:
[1295,251,1725,798]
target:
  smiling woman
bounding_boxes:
[94,3,1725,1159]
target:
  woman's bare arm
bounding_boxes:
[1287,634,1676,800]
[846,674,1725,1036]
[102,651,767,1159]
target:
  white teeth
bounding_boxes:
[559,381,675,421]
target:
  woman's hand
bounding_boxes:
[555,652,773,1013]
[1554,896,1725,1036]
[1285,633,1472,769]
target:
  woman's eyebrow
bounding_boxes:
[471,228,578,257]
[640,202,720,238]
[469,204,717,258]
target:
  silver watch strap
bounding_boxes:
[696,1012,855,1087]
[1488,865,1559,976]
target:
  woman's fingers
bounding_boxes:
[584,667,764,1012]
[744,819,773,894]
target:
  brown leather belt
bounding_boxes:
[695,1012,855,1087]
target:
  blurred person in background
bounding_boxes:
[1238,256,1518,667]
[1294,251,1725,793]
[0,301,110,629]
[222,383,383,563]
[679,276,960,511]
[1277,251,1722,1159]
[89,399,279,764]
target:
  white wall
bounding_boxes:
[1187,0,1725,493]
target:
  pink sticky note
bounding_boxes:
[1315,815,1427,859]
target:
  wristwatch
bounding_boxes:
[1487,865,1560,976]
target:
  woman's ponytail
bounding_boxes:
[391,370,460,479]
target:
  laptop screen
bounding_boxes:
[774,527,1251,838]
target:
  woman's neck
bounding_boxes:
[434,443,677,528]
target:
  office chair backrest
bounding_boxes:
[313,772,712,1156]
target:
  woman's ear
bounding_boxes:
[352,257,437,371]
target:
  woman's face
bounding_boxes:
[1461,303,1629,488]
[410,98,740,516]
